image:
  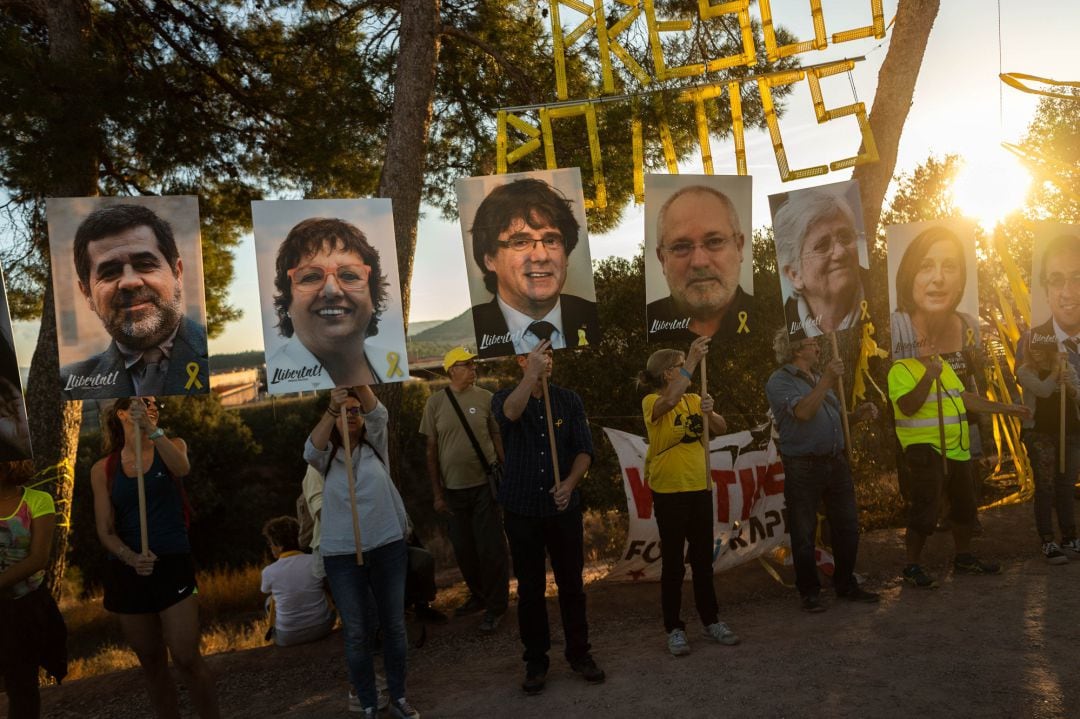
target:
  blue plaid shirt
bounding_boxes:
[492,382,594,517]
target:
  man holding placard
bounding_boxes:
[492,339,604,695]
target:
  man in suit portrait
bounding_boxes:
[468,178,598,358]
[60,204,208,399]
[1032,232,1080,374]
[646,185,751,344]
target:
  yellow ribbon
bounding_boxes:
[578,328,589,347]
[851,321,888,404]
[386,352,404,378]
[184,362,204,390]
[965,327,976,348]
[859,299,870,321]
[736,311,749,334]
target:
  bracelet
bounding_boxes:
[679,367,693,380]
[148,428,165,441]
[326,408,341,418]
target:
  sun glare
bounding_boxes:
[949,151,1032,230]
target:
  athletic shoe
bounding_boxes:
[836,585,880,603]
[801,594,826,613]
[703,622,741,645]
[1042,541,1069,565]
[453,595,485,617]
[1060,537,1080,555]
[347,692,376,717]
[389,698,420,719]
[522,663,547,695]
[570,656,606,683]
[954,553,1002,575]
[478,611,503,634]
[902,564,938,588]
[667,628,691,656]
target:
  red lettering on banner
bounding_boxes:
[625,467,653,519]
[713,468,736,520]
[760,460,785,496]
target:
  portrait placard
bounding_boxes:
[251,199,410,393]
[768,179,869,341]
[885,218,979,360]
[455,168,599,359]
[46,196,210,400]
[1030,222,1080,355]
[644,174,754,345]
[0,265,32,461]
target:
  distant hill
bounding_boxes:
[411,309,475,346]
[407,319,444,336]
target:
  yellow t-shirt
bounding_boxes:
[642,393,709,494]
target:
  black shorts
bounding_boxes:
[103,553,198,615]
[900,444,977,536]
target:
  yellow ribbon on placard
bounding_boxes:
[851,321,888,404]
[386,352,404,378]
[185,362,203,390]
[736,311,749,334]
[859,300,870,321]
[965,327,976,348]
[577,328,589,347]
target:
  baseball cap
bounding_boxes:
[442,347,477,372]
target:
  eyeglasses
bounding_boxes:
[802,228,858,258]
[660,235,740,259]
[287,264,371,294]
[495,235,565,252]
[344,406,363,417]
[1045,273,1080,291]
[451,360,476,370]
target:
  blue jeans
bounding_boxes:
[1023,431,1079,541]
[324,540,408,709]
[782,453,860,597]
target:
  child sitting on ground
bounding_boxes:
[260,516,336,647]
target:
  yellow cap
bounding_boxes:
[442,347,477,373]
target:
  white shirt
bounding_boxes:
[496,295,566,353]
[260,552,333,633]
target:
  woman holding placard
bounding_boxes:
[637,336,738,657]
[1017,335,1080,564]
[90,397,219,719]
[304,386,417,719]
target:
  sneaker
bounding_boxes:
[414,602,448,625]
[703,622,741,645]
[1061,537,1080,555]
[522,663,547,695]
[836,584,880,603]
[570,656,606,684]
[667,628,691,656]
[348,692,376,717]
[954,553,1002,575]
[454,595,485,617]
[801,594,826,613]
[478,611,503,634]
[1042,541,1069,565]
[390,698,420,719]
[902,564,938,588]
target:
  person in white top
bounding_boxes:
[260,516,335,647]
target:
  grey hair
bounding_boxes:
[772,188,857,292]
[656,185,742,247]
[772,327,798,365]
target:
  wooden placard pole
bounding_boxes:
[936,376,948,475]
[701,360,711,486]
[339,412,364,565]
[541,376,562,490]
[133,426,149,557]
[1060,354,1067,474]
[829,333,852,459]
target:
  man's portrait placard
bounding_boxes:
[0,266,31,461]
[768,180,869,341]
[644,174,754,345]
[251,199,410,394]
[456,168,599,359]
[1030,222,1080,363]
[886,218,979,360]
[46,196,210,400]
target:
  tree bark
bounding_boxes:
[852,0,941,241]
[27,0,99,600]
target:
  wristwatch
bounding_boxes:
[148,428,165,441]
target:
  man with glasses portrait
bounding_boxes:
[1032,233,1080,376]
[467,178,599,358]
[647,185,752,343]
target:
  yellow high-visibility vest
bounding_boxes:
[888,358,971,461]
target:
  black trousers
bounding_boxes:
[652,489,718,632]
[503,507,590,668]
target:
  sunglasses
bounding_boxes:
[344,406,363,417]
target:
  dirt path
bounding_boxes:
[27,500,1080,718]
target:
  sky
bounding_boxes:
[8,0,1078,365]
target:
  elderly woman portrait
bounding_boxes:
[890,225,978,359]
[772,186,867,339]
[270,217,391,386]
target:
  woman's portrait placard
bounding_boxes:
[46,196,210,401]
[455,168,599,359]
[1030,222,1080,355]
[0,266,32,461]
[886,218,979,360]
[251,199,410,393]
[645,174,754,345]
[768,179,869,340]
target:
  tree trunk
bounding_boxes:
[852,0,940,241]
[28,0,99,600]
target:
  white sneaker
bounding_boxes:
[390,698,420,719]
[1043,541,1069,565]
[1060,538,1080,555]
[348,691,376,717]
[703,622,741,645]
[667,628,690,656]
